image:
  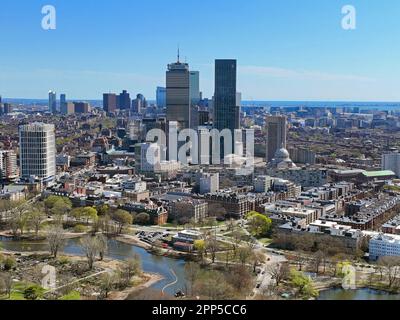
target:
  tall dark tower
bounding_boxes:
[214,59,239,132]
[166,50,190,130]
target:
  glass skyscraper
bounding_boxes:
[213,59,240,132]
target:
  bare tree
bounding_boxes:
[81,236,99,270]
[378,257,400,288]
[267,263,289,287]
[97,234,108,261]
[206,236,219,264]
[184,262,201,297]
[28,204,45,238]
[100,272,116,299]
[47,226,65,258]
[0,273,13,298]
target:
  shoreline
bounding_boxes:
[107,273,164,300]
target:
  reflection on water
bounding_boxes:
[0,236,187,296]
[318,288,400,300]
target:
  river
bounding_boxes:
[0,236,188,297]
[318,288,400,300]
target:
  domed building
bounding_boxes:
[268,146,297,169]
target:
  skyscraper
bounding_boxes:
[132,94,147,114]
[73,102,91,114]
[118,90,131,110]
[0,150,18,181]
[19,123,56,184]
[189,71,200,106]
[60,94,67,114]
[166,54,190,130]
[49,91,57,114]
[266,115,287,163]
[214,59,239,132]
[156,87,166,109]
[103,93,117,113]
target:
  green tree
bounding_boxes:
[82,207,98,224]
[289,269,319,299]
[194,240,206,262]
[134,212,150,225]
[246,212,272,237]
[112,210,133,234]
[97,204,110,217]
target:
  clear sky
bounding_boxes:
[1,0,400,101]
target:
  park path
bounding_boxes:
[161,269,178,296]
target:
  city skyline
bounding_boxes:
[1,0,400,101]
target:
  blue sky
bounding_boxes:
[0,0,400,101]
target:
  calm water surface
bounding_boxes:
[0,236,187,296]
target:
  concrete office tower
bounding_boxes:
[382,152,400,178]
[266,115,287,163]
[73,102,91,114]
[49,91,57,114]
[190,71,201,106]
[156,87,167,109]
[254,175,273,193]
[19,123,56,184]
[134,143,161,173]
[214,59,240,133]
[118,90,131,110]
[166,54,191,131]
[199,172,220,194]
[0,150,18,180]
[61,102,75,115]
[103,93,117,113]
[132,94,147,114]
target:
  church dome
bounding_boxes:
[274,148,290,160]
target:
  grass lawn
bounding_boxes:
[258,238,273,245]
[0,282,37,300]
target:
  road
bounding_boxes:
[251,250,287,297]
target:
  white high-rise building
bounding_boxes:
[19,123,56,184]
[382,153,400,178]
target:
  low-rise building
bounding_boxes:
[369,233,400,261]
[169,198,208,224]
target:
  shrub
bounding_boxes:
[2,256,16,271]
[23,285,45,300]
[73,224,87,233]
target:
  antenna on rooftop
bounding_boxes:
[177,44,180,63]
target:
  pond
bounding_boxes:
[0,236,188,297]
[318,288,400,300]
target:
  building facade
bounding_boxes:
[266,115,287,163]
[166,58,191,130]
[19,123,56,184]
